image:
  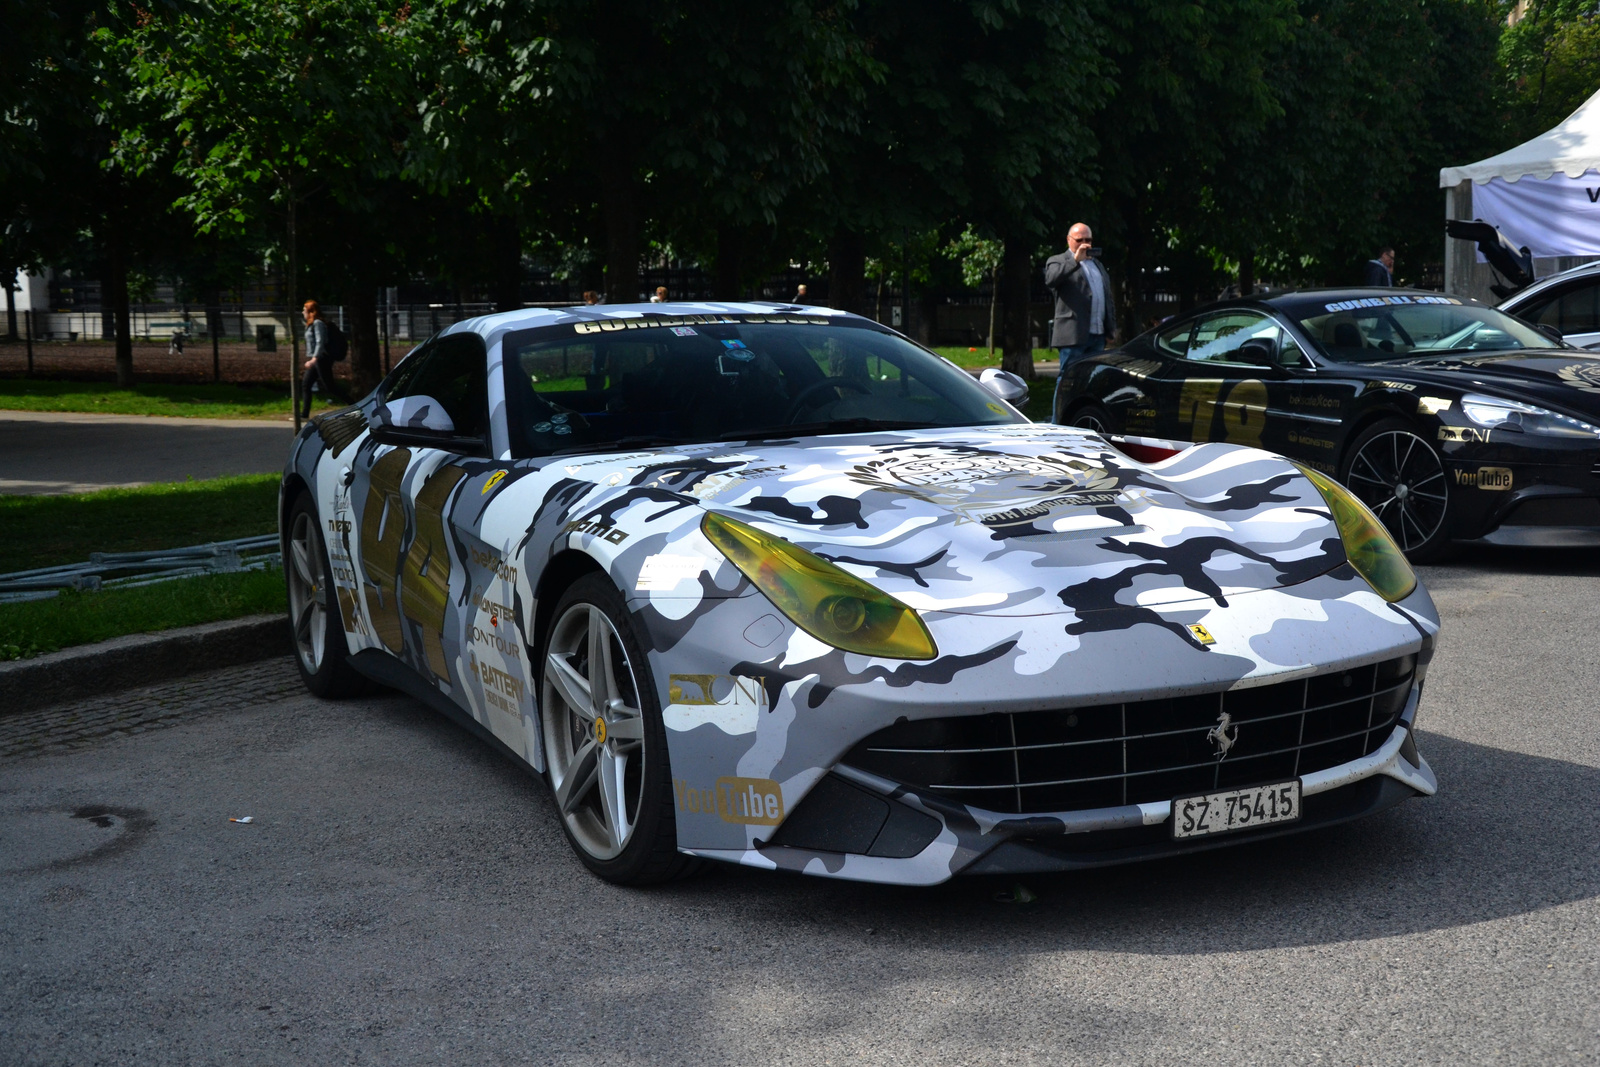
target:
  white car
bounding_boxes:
[1501,260,1600,350]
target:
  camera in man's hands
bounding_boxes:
[1087,247,1104,260]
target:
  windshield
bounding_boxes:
[1293,296,1561,362]
[500,315,1023,457]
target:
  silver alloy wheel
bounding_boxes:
[286,510,327,674]
[542,602,647,861]
[1345,430,1448,553]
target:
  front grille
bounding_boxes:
[844,655,1416,815]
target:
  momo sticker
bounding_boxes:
[673,776,784,826]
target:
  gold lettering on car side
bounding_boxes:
[1220,380,1268,447]
[360,448,412,652]
[401,465,469,680]
[1176,379,1223,440]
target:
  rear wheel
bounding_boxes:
[285,493,370,697]
[1340,419,1453,562]
[539,573,695,884]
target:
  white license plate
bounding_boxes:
[1171,780,1301,839]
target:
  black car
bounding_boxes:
[1056,287,1600,560]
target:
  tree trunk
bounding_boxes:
[827,229,865,314]
[288,191,301,430]
[999,238,1035,380]
[206,288,222,383]
[4,269,16,341]
[347,283,381,396]
[715,226,743,301]
[491,216,522,313]
[597,148,637,304]
[107,223,133,388]
[987,259,999,355]
[1238,248,1255,297]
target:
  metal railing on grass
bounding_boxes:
[0,535,282,604]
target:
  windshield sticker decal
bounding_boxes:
[1322,295,1461,313]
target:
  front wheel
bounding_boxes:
[539,573,695,884]
[1065,402,1118,435]
[284,492,371,697]
[1340,419,1453,562]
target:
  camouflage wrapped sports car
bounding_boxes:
[281,302,1440,886]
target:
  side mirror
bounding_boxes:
[1536,323,1564,344]
[977,367,1030,403]
[1234,337,1280,369]
[380,395,456,433]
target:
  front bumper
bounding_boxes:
[688,683,1434,884]
[1436,437,1600,546]
[643,568,1441,885]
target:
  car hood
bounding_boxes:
[1382,350,1600,415]
[678,426,1344,616]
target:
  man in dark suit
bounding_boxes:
[1363,247,1395,286]
[1044,222,1117,422]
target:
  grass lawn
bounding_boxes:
[0,569,285,661]
[933,346,1059,369]
[0,379,346,419]
[0,472,285,659]
[0,473,280,574]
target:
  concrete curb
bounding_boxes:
[0,614,291,715]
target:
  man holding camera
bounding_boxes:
[1044,222,1116,422]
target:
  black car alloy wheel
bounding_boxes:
[1341,419,1450,560]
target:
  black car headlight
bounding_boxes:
[1460,393,1600,440]
[1296,465,1417,603]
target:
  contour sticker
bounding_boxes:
[637,554,708,590]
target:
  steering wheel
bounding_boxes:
[784,377,871,422]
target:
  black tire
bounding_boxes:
[284,492,372,698]
[1339,418,1453,563]
[1065,402,1118,435]
[538,573,697,885]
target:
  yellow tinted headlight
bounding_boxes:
[701,511,938,660]
[1296,464,1417,602]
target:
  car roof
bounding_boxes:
[1500,260,1600,308]
[444,301,863,339]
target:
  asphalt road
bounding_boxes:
[3,548,1599,1065]
[0,411,293,494]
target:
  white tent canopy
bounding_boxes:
[1440,88,1600,259]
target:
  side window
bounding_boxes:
[1276,327,1310,367]
[1528,282,1600,335]
[383,333,488,439]
[1185,312,1276,363]
[1155,320,1193,357]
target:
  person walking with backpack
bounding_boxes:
[299,299,351,419]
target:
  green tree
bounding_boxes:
[120,0,417,415]
[1499,0,1600,141]
[945,225,1003,354]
